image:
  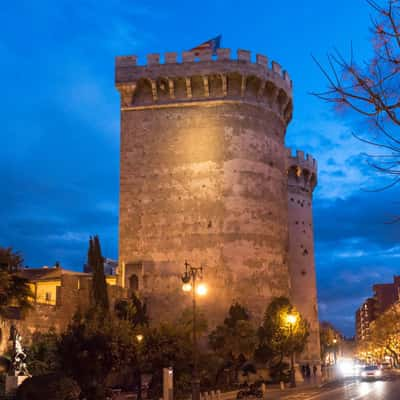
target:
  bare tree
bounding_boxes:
[313,0,400,189]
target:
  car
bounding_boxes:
[360,365,383,380]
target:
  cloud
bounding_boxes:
[314,187,400,247]
[0,0,158,267]
[313,186,400,336]
[288,116,379,199]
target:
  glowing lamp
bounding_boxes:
[196,283,208,296]
[286,314,297,325]
[136,334,144,343]
[182,283,192,292]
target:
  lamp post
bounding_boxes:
[135,333,144,400]
[182,261,207,400]
[286,313,297,388]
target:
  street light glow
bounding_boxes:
[182,283,192,292]
[286,313,297,325]
[196,283,208,296]
[136,334,144,343]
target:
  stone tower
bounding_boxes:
[114,48,319,361]
[287,150,320,364]
[115,48,293,323]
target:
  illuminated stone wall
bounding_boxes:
[0,272,126,353]
[287,150,320,364]
[116,49,293,324]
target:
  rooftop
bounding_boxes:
[17,267,89,282]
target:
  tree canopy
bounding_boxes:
[87,235,109,312]
[58,311,137,400]
[208,303,257,385]
[257,297,309,364]
[319,321,340,362]
[361,304,400,367]
[0,247,23,272]
[209,302,257,360]
[0,246,33,316]
[114,292,149,329]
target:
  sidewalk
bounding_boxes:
[262,376,335,400]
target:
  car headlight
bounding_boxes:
[376,370,382,376]
[361,371,367,377]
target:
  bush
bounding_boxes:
[26,330,60,376]
[0,374,5,398]
[269,362,290,383]
[16,373,80,400]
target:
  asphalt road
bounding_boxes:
[263,372,400,400]
[282,374,400,400]
[315,378,400,400]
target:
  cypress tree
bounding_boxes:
[88,235,109,312]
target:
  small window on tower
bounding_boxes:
[129,274,139,291]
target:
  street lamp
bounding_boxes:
[181,261,207,400]
[136,334,144,343]
[135,333,144,400]
[196,282,208,296]
[286,312,298,388]
[182,283,192,292]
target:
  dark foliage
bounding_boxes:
[114,292,149,329]
[57,310,138,400]
[257,297,309,365]
[0,247,23,272]
[87,235,109,312]
[16,373,80,400]
[223,302,250,328]
[58,317,115,400]
[268,361,290,383]
[141,324,193,399]
[0,246,33,316]
[26,330,60,376]
[209,303,257,385]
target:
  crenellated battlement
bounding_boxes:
[286,148,317,173]
[115,48,293,124]
[286,148,318,193]
[116,49,292,86]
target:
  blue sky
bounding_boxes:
[1,0,399,336]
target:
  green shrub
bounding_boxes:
[269,362,290,383]
[16,373,80,400]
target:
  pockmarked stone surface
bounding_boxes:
[287,150,320,363]
[115,48,320,363]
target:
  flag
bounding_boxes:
[190,35,222,56]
